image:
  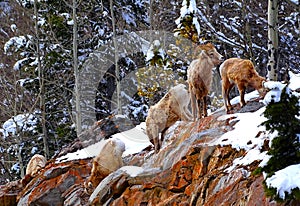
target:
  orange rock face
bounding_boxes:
[1,105,299,206]
[16,159,92,206]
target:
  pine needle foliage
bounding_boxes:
[261,85,300,201]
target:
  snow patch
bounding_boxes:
[56,139,108,163]
[262,81,286,105]
[212,107,267,151]
[212,72,300,199]
[229,90,260,106]
[112,123,150,157]
[4,36,27,53]
[10,24,17,33]
[266,164,300,199]
[288,71,300,91]
[120,166,144,177]
[56,122,150,163]
[146,40,165,62]
[226,149,268,173]
[175,0,200,36]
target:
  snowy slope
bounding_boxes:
[210,72,300,199]
[57,72,300,199]
[56,122,150,163]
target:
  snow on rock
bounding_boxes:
[263,81,286,91]
[226,148,268,173]
[228,90,260,106]
[56,122,150,163]
[262,81,286,105]
[212,107,267,151]
[119,166,144,177]
[262,72,300,105]
[112,122,151,157]
[288,71,300,91]
[265,164,300,199]
[212,71,300,200]
[56,139,109,163]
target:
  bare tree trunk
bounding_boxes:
[17,135,24,177]
[242,0,255,65]
[149,0,153,31]
[12,71,25,177]
[34,0,49,159]
[267,0,279,81]
[72,0,82,135]
[110,0,122,115]
[149,0,154,45]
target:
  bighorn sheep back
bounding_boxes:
[146,84,192,153]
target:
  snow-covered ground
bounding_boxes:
[265,164,300,199]
[56,122,151,163]
[44,72,300,200]
[113,122,151,157]
[211,71,300,200]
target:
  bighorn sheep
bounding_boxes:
[219,58,266,112]
[187,43,223,120]
[25,154,47,177]
[146,84,192,153]
[84,138,125,194]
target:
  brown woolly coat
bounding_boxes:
[187,43,223,120]
[146,84,192,153]
[219,58,266,112]
[84,138,125,194]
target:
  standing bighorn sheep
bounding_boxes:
[187,43,223,120]
[219,58,266,112]
[146,84,192,153]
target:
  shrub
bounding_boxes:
[260,85,300,201]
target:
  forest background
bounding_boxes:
[0,0,299,182]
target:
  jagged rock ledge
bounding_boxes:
[1,100,299,206]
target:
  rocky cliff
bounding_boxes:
[0,100,299,206]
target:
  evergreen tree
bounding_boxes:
[174,0,201,43]
[261,85,300,200]
[137,39,186,106]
